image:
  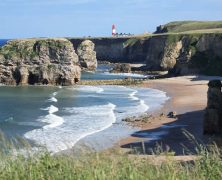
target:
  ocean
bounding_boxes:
[0,85,168,153]
[0,39,169,153]
[0,39,9,47]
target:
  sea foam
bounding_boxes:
[24,103,116,153]
[23,85,168,154]
[47,97,58,102]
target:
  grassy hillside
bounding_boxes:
[155,21,222,33]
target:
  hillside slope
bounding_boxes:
[155,21,222,33]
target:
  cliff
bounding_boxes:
[70,33,222,76]
[0,38,81,86]
[146,33,222,76]
[204,80,222,134]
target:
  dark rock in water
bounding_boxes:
[0,38,81,86]
[77,40,97,71]
[204,80,222,134]
[111,63,131,73]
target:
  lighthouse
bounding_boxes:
[112,24,116,36]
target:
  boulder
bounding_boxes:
[111,63,131,73]
[77,40,97,71]
[167,111,177,118]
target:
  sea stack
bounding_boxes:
[77,40,97,71]
[204,80,222,134]
[0,38,81,86]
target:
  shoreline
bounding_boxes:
[117,75,221,155]
[63,75,219,156]
[1,75,220,156]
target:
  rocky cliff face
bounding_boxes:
[204,80,222,134]
[70,37,148,63]
[0,38,81,86]
[77,40,97,71]
[70,33,222,76]
[151,34,222,76]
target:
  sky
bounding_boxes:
[0,0,222,38]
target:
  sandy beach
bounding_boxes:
[119,75,222,156]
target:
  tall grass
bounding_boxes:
[0,140,221,179]
[0,146,221,179]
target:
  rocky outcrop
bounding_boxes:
[204,80,222,134]
[0,38,81,86]
[111,63,131,73]
[70,34,222,76]
[77,40,97,71]
[70,37,149,63]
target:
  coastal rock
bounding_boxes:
[0,38,81,86]
[70,33,222,76]
[167,111,177,118]
[111,63,131,73]
[204,80,222,134]
[77,40,97,71]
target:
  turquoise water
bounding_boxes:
[81,65,148,80]
[0,85,168,153]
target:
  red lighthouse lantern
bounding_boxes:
[112,24,116,36]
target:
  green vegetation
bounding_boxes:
[122,34,151,48]
[0,38,71,63]
[123,38,141,48]
[157,21,222,33]
[166,34,183,45]
[0,141,221,179]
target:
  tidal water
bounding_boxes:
[0,84,168,153]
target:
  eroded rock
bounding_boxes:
[111,63,131,73]
[0,38,81,86]
[77,40,97,71]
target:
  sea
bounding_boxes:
[0,39,169,154]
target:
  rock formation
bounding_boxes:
[204,80,222,134]
[111,63,131,73]
[77,40,97,71]
[70,33,222,76]
[0,38,81,86]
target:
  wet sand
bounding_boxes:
[119,76,221,155]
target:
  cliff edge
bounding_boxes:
[0,38,81,86]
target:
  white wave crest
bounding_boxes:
[41,105,58,114]
[40,114,64,129]
[74,86,104,93]
[103,72,147,78]
[129,90,139,101]
[52,92,58,96]
[47,97,58,102]
[24,103,116,153]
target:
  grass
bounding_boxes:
[0,143,221,179]
[157,21,222,33]
[0,132,221,179]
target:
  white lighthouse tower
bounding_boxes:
[112,24,116,36]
